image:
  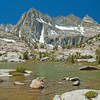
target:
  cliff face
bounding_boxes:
[1,8,100,46]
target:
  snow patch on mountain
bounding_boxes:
[19,30,21,38]
[55,25,85,35]
[50,30,57,35]
[79,26,85,35]
[0,38,16,43]
[36,18,52,26]
[55,25,76,30]
[39,26,44,43]
[32,39,36,42]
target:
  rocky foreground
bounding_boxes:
[0,31,31,62]
[53,89,100,100]
[0,29,100,63]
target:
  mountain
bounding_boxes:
[1,8,100,47]
[0,8,100,62]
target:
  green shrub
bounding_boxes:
[77,55,93,59]
[16,66,27,73]
[75,52,81,59]
[95,47,100,64]
[66,55,76,63]
[33,43,38,49]
[74,52,93,59]
[23,51,29,60]
[9,66,27,76]
[40,43,45,49]
[0,53,2,56]
[62,44,66,49]
[42,52,50,57]
[19,56,22,59]
[9,71,24,76]
[85,91,98,99]
[66,45,72,49]
[7,41,13,43]
[53,45,58,50]
[39,52,42,59]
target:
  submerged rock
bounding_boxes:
[0,79,4,83]
[24,70,33,76]
[14,81,25,85]
[62,77,80,86]
[62,77,70,81]
[24,70,32,74]
[73,80,80,86]
[0,69,15,77]
[58,82,64,84]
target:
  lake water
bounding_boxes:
[0,62,100,100]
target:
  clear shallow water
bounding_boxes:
[0,62,100,100]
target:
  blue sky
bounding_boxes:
[0,0,99,24]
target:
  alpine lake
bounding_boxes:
[0,61,100,100]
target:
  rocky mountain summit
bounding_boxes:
[14,8,100,46]
[0,8,100,62]
[1,8,99,46]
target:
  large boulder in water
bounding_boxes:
[30,77,46,89]
[70,77,80,81]
[73,80,80,86]
[80,66,100,70]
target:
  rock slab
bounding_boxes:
[53,89,100,100]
